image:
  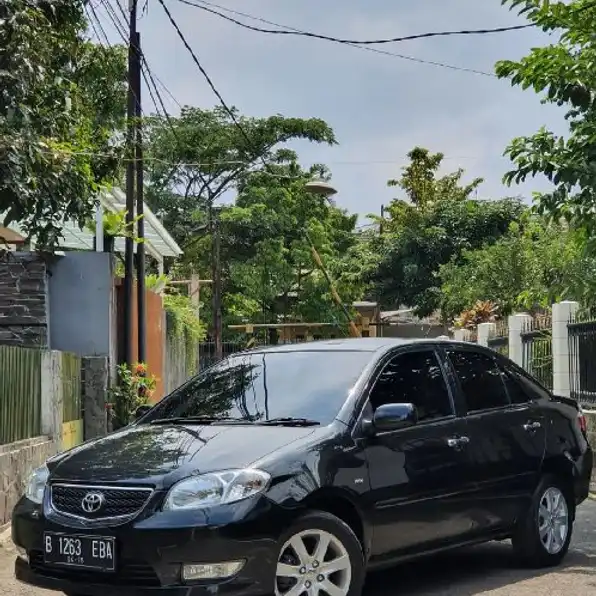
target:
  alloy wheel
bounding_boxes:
[538,486,569,555]
[275,528,352,596]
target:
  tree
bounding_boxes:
[211,159,368,336]
[439,217,585,321]
[144,106,336,269]
[0,1,127,247]
[369,148,524,317]
[497,0,596,236]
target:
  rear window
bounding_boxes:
[145,350,372,425]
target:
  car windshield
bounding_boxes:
[144,350,372,426]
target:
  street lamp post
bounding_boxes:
[303,180,360,338]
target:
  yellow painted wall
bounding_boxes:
[62,419,84,451]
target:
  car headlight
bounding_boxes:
[25,465,49,505]
[163,469,270,511]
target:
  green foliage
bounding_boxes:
[497,0,596,235]
[143,106,370,336]
[86,209,144,241]
[162,286,207,374]
[0,1,127,247]
[387,147,483,211]
[163,292,206,344]
[370,148,524,316]
[108,362,156,429]
[439,218,585,321]
[145,106,337,268]
[213,159,368,331]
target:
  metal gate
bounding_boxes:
[521,315,553,390]
[568,312,596,406]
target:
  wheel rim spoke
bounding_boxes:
[313,534,331,564]
[277,563,304,579]
[285,583,307,596]
[320,579,345,596]
[320,554,350,575]
[290,535,311,566]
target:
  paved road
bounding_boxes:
[1,500,595,595]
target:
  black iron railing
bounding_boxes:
[568,315,596,406]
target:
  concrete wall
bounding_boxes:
[0,252,49,347]
[48,252,114,357]
[0,437,56,526]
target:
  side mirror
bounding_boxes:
[134,405,152,421]
[372,403,418,432]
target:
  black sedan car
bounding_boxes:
[12,338,593,596]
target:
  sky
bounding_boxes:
[96,0,569,219]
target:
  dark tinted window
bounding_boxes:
[448,350,508,412]
[145,351,371,425]
[370,350,453,422]
[501,363,551,403]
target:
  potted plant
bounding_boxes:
[107,362,157,430]
[86,209,144,253]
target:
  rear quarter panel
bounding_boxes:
[541,399,592,504]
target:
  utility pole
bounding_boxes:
[380,204,385,235]
[123,0,139,366]
[135,29,146,364]
[211,210,223,361]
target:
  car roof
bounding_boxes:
[246,336,468,355]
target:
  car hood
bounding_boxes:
[47,423,319,487]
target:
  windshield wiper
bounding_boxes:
[256,417,321,427]
[149,416,240,425]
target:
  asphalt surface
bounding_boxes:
[1,499,595,596]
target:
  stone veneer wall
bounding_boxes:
[0,437,57,526]
[0,252,49,347]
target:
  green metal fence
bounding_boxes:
[61,352,82,423]
[0,345,42,445]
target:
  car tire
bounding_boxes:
[511,475,574,568]
[274,510,365,596]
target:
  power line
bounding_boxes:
[156,0,291,180]
[101,0,183,110]
[177,0,534,45]
[182,0,496,77]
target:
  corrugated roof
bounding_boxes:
[4,187,182,259]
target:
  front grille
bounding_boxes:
[51,484,152,520]
[29,551,161,587]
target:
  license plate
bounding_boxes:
[43,532,116,571]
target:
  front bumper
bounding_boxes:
[12,494,292,595]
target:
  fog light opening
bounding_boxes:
[182,560,245,582]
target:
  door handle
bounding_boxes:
[447,436,470,449]
[523,421,542,432]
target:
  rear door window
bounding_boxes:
[447,349,509,413]
[499,362,551,404]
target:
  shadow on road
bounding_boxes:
[364,542,596,596]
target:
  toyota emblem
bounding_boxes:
[81,491,105,514]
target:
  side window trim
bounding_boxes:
[443,346,512,415]
[351,345,457,436]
